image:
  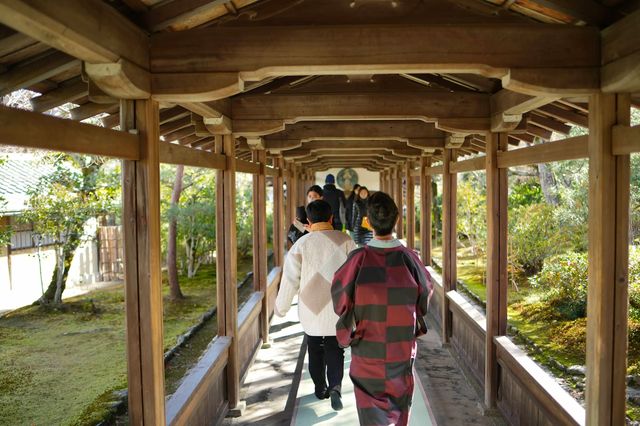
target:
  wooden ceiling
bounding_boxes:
[0,0,638,170]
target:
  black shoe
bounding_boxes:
[314,386,328,400]
[329,389,343,411]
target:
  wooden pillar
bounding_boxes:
[379,170,384,192]
[121,99,165,425]
[585,94,630,426]
[289,162,298,223]
[252,149,269,347]
[215,134,244,415]
[420,156,432,266]
[442,148,457,342]
[273,156,285,266]
[484,132,509,409]
[406,162,415,249]
[283,162,293,235]
[394,165,404,239]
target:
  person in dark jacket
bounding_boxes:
[287,185,324,245]
[345,184,361,232]
[351,186,373,246]
[322,174,347,231]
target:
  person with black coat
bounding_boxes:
[322,174,347,231]
[345,184,361,232]
[287,185,324,244]
[351,187,373,246]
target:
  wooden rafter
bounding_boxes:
[0,50,79,95]
[0,0,149,68]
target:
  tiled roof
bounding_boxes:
[0,154,54,213]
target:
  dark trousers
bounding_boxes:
[306,334,345,393]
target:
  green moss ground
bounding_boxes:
[0,258,253,426]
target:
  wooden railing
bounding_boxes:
[165,266,282,425]
[441,284,586,425]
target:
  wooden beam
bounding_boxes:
[70,102,118,121]
[442,148,456,343]
[121,99,165,425]
[144,0,257,32]
[159,142,226,169]
[162,125,195,143]
[150,24,599,100]
[160,106,190,125]
[252,149,270,347]
[29,76,86,112]
[425,164,444,175]
[497,135,588,168]
[449,156,486,173]
[233,93,490,124]
[585,93,630,426]
[263,120,446,140]
[484,132,508,409]
[159,115,192,136]
[85,59,151,99]
[0,104,138,159]
[537,104,588,128]
[601,9,640,93]
[0,0,149,68]
[526,123,554,140]
[420,156,432,266]
[214,134,244,416]
[236,159,260,174]
[612,125,640,155]
[528,112,572,135]
[0,50,79,95]
[270,139,443,152]
[490,89,558,132]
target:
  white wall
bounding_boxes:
[315,168,380,195]
[0,238,101,312]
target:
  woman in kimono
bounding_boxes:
[332,191,433,426]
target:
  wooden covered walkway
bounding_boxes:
[0,1,639,425]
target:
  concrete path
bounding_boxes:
[224,297,502,425]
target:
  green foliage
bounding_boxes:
[628,246,640,321]
[236,173,254,259]
[21,155,116,246]
[162,166,216,277]
[529,251,588,320]
[630,154,640,245]
[547,159,589,252]
[508,180,543,208]
[509,203,566,275]
[456,174,486,256]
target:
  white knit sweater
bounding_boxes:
[275,229,357,336]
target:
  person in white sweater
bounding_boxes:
[275,200,357,411]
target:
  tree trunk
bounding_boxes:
[37,233,81,305]
[536,163,560,206]
[167,165,185,300]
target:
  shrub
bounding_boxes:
[530,251,588,320]
[509,203,566,275]
[628,246,640,320]
[509,180,543,208]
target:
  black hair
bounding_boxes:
[366,191,398,236]
[307,185,323,197]
[306,200,332,224]
[358,186,369,198]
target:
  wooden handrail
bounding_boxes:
[495,336,586,426]
[238,292,264,338]
[446,290,487,337]
[165,336,231,425]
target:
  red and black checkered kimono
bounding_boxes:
[332,241,432,426]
